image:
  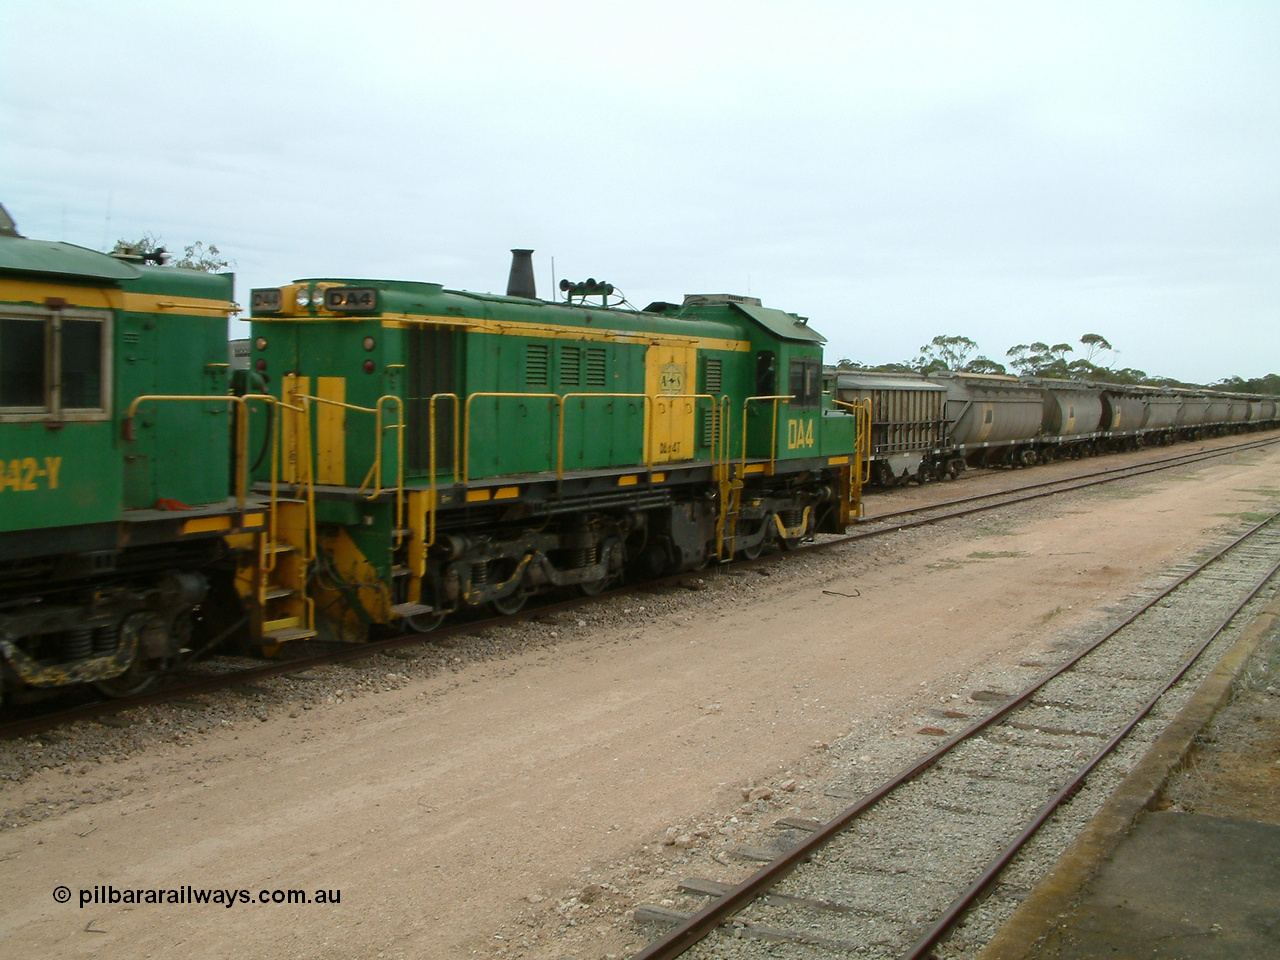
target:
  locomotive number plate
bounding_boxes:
[250,288,282,312]
[324,287,379,312]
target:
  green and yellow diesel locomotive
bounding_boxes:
[0,222,868,698]
[245,251,868,641]
[0,213,260,698]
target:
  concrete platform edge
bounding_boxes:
[974,593,1280,960]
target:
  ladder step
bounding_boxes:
[391,565,411,578]
[390,602,434,618]
[263,543,298,555]
[264,616,306,632]
[263,627,317,643]
[262,586,296,601]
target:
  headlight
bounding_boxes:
[294,288,311,309]
[311,288,327,307]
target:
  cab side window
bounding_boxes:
[788,357,821,408]
[0,308,109,420]
[61,319,104,409]
[0,316,46,408]
[755,351,776,396]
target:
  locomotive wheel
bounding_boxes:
[404,610,446,633]
[94,667,160,699]
[738,535,766,560]
[577,576,610,597]
[490,590,528,615]
[93,616,162,698]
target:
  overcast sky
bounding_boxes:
[3,2,1277,383]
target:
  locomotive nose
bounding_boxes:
[506,248,536,299]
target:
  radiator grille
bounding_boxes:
[560,346,581,386]
[704,358,722,395]
[526,344,549,386]
[586,347,607,387]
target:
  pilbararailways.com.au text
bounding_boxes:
[60,885,341,908]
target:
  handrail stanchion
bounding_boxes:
[462,392,562,486]
[426,393,460,551]
[556,393,651,482]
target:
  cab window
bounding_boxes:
[788,357,821,409]
[755,351,776,396]
[0,307,109,420]
[0,316,45,408]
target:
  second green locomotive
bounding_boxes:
[246,252,866,641]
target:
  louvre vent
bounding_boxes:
[700,407,721,447]
[586,347,607,387]
[122,331,140,344]
[560,346,581,387]
[704,358,722,395]
[526,344,549,386]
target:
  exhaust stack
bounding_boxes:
[506,249,536,299]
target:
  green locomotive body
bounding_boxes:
[248,259,864,640]
[0,226,260,696]
[0,226,867,697]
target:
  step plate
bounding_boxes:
[263,627,317,643]
[390,602,435,618]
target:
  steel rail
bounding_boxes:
[861,434,1280,524]
[840,434,1280,544]
[630,509,1280,960]
[4,433,1276,740]
[897,548,1280,960]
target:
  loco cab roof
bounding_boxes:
[251,279,828,348]
[0,234,233,303]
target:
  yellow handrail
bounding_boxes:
[240,389,311,572]
[709,394,736,560]
[462,392,562,485]
[832,397,873,485]
[739,394,792,478]
[556,393,652,480]
[300,392,406,539]
[463,390,724,487]
[123,394,248,508]
[426,393,460,550]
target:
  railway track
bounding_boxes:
[3,431,1276,741]
[853,433,1280,532]
[629,509,1280,960]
